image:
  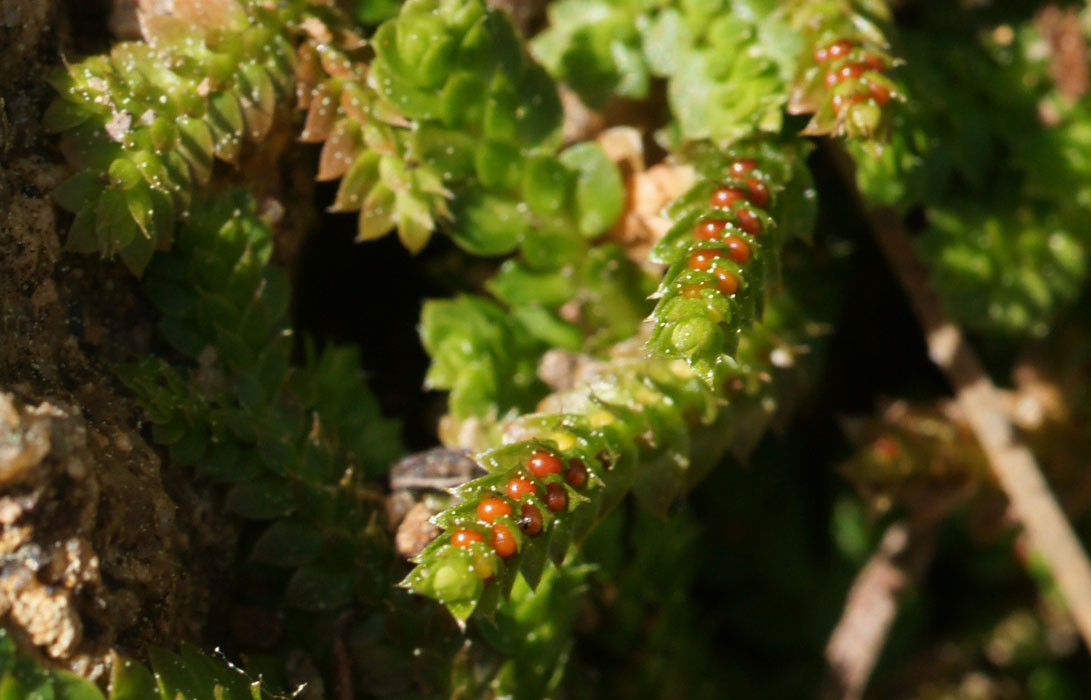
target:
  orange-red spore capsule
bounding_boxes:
[826,39,854,60]
[825,61,868,88]
[838,63,868,82]
[477,497,513,523]
[506,476,538,501]
[863,53,886,72]
[519,503,543,536]
[491,524,517,558]
[565,458,588,488]
[527,450,563,478]
[695,219,729,241]
[873,436,900,460]
[687,249,723,272]
[723,235,751,264]
[867,81,890,106]
[746,178,769,208]
[735,208,762,236]
[545,482,568,512]
[714,268,739,296]
[710,186,747,210]
[451,529,484,549]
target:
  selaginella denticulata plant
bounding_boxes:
[3,0,1091,696]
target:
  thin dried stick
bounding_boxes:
[820,521,934,700]
[830,144,1091,652]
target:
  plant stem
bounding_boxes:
[830,143,1091,653]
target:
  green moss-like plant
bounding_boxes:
[46,0,300,273]
[119,190,401,616]
[0,627,283,700]
[403,260,822,619]
[41,0,1091,696]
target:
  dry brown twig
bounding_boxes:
[821,471,970,700]
[819,521,935,700]
[828,143,1091,660]
[824,327,1091,697]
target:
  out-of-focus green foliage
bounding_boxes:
[532,0,785,142]
[921,205,1087,337]
[530,0,652,108]
[0,627,283,700]
[850,22,1091,337]
[353,0,403,24]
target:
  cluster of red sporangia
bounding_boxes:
[679,158,771,299]
[813,38,892,117]
[449,450,592,561]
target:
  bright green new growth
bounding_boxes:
[532,0,785,143]
[306,0,626,255]
[421,295,549,425]
[120,190,400,612]
[0,627,281,700]
[421,240,657,437]
[46,0,299,273]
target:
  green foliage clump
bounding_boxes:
[532,0,785,142]
[307,0,626,256]
[0,627,280,700]
[851,21,1091,337]
[46,0,299,273]
[421,241,657,443]
[421,295,549,425]
[921,205,1087,337]
[120,190,400,613]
